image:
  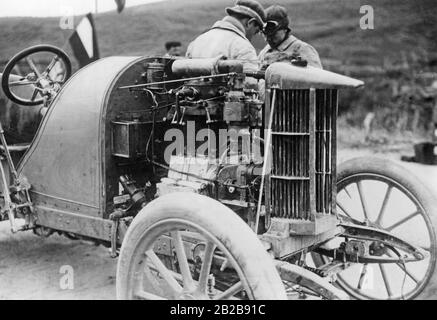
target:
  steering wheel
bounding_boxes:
[1,45,72,106]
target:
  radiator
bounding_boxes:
[267,88,338,223]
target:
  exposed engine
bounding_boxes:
[113,57,267,230]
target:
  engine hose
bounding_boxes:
[119,175,147,209]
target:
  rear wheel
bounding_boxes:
[116,192,287,300]
[314,157,437,300]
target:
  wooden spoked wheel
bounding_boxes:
[116,192,287,300]
[314,157,437,300]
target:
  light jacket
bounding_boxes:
[186,16,259,73]
[258,33,323,69]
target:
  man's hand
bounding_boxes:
[260,51,294,70]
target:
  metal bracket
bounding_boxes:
[340,223,427,260]
[315,223,428,264]
[205,106,216,124]
[110,219,119,258]
[0,117,35,233]
[109,210,127,258]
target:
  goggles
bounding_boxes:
[263,20,281,35]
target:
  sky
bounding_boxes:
[0,0,165,17]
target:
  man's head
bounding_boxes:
[165,41,182,56]
[263,5,291,49]
[226,0,266,41]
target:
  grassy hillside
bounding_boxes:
[1,0,436,65]
[1,0,436,143]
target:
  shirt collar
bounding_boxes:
[211,16,247,39]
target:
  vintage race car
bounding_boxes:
[0,45,436,300]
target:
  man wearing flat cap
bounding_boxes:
[186,0,266,75]
[259,5,322,69]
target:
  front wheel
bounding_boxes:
[116,192,287,300]
[315,157,437,300]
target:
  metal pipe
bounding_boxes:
[119,175,147,210]
[0,121,19,184]
[118,73,236,90]
[255,90,277,233]
[0,156,16,232]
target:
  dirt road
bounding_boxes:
[0,226,116,300]
[0,148,436,300]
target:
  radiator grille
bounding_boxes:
[315,89,337,215]
[268,88,337,220]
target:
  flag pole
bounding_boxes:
[95,0,98,15]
